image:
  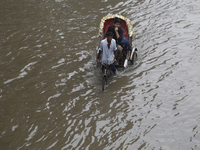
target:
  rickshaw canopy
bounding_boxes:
[98,14,134,38]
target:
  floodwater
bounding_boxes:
[0,0,200,149]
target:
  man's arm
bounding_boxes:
[114,50,117,61]
[117,28,123,42]
[115,27,120,40]
[97,41,103,62]
[113,40,117,62]
[96,50,102,62]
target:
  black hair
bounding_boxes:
[106,32,113,37]
[113,18,121,24]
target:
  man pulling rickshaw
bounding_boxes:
[96,32,118,74]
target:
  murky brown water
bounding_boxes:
[1,0,200,149]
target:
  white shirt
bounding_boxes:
[99,38,117,64]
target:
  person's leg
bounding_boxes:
[117,44,123,57]
[110,62,116,73]
[116,44,123,65]
[102,65,105,74]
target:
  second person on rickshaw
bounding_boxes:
[106,18,131,59]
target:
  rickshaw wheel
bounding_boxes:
[131,51,137,66]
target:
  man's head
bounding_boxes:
[106,32,113,43]
[114,18,121,28]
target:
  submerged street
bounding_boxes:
[1,0,200,149]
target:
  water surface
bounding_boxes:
[0,0,200,149]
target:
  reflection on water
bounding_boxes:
[0,0,200,149]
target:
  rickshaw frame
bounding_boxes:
[98,14,138,92]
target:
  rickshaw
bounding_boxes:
[98,14,138,68]
[97,14,138,91]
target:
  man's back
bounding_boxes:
[99,38,117,63]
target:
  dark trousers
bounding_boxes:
[102,62,116,74]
